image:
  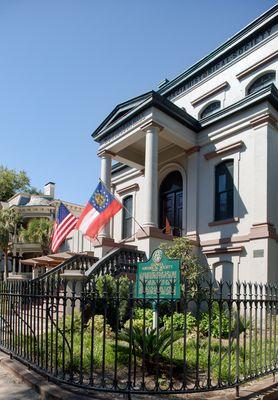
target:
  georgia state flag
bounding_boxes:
[76,181,122,239]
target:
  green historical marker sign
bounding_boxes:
[135,249,180,299]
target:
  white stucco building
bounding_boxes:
[68,5,278,284]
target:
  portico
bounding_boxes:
[93,91,201,254]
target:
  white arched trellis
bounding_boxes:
[158,162,187,235]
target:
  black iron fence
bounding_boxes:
[0,277,277,396]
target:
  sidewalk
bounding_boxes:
[0,364,40,400]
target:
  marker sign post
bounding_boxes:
[135,249,181,329]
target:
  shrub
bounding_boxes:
[124,308,153,330]
[199,304,230,338]
[163,312,196,333]
[159,237,209,297]
[198,303,247,339]
[87,314,114,338]
[89,275,131,329]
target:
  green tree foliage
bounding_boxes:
[25,186,43,195]
[20,218,53,255]
[160,237,209,295]
[0,208,21,280]
[0,166,42,201]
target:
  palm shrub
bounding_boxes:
[20,218,53,254]
[0,208,21,281]
[118,325,184,372]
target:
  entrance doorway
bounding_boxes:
[159,171,183,236]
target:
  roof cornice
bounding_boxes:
[158,5,278,98]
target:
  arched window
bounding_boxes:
[122,196,133,239]
[247,72,276,95]
[159,171,183,236]
[200,101,221,119]
[215,160,234,221]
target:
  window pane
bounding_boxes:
[215,160,234,220]
[219,174,226,192]
[122,196,133,239]
[219,192,227,217]
[248,72,275,95]
[200,101,221,119]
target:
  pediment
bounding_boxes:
[93,91,152,137]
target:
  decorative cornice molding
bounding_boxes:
[191,82,229,107]
[249,222,278,240]
[136,227,173,241]
[201,222,278,247]
[236,50,278,80]
[208,217,239,226]
[117,184,139,196]
[250,112,277,128]
[203,246,244,256]
[204,141,244,160]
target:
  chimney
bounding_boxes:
[44,182,55,198]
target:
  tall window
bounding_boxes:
[215,160,234,221]
[200,101,221,119]
[247,72,276,95]
[122,196,133,239]
[159,171,183,236]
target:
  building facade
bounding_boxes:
[0,182,84,279]
[70,6,278,284]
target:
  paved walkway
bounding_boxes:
[0,364,40,400]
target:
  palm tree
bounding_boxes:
[0,208,21,281]
[20,218,53,255]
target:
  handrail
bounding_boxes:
[85,247,146,278]
[31,253,99,282]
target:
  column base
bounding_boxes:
[136,226,173,240]
[135,227,173,258]
[7,273,29,282]
[91,237,138,258]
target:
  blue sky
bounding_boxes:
[0,0,276,205]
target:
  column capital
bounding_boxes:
[97,149,115,158]
[140,121,163,133]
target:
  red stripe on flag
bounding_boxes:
[51,215,77,253]
[76,203,93,229]
[85,199,122,239]
[52,214,72,242]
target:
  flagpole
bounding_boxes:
[99,178,149,238]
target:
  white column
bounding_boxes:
[12,250,17,274]
[99,152,112,238]
[143,125,159,228]
[18,250,22,274]
[186,148,200,240]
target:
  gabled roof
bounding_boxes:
[92,90,201,142]
[92,91,152,139]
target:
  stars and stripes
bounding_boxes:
[76,181,122,239]
[51,203,78,253]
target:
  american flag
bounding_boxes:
[51,203,78,253]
